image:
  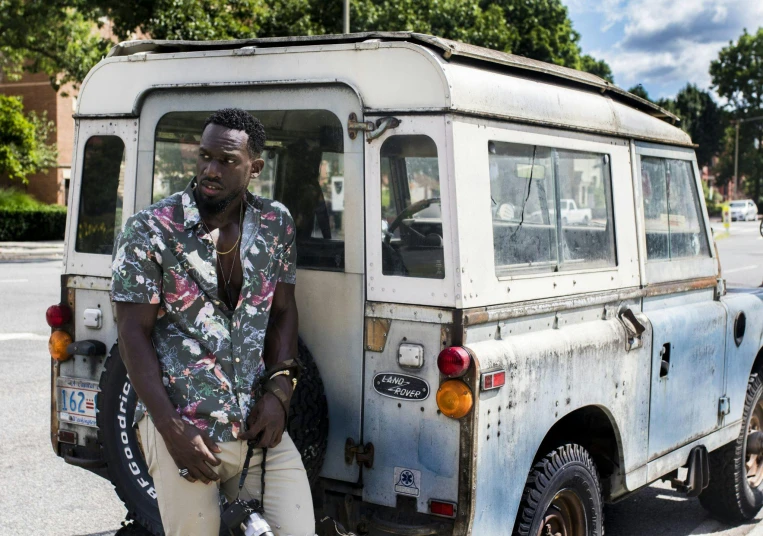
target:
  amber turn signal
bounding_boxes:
[49,330,73,361]
[436,379,473,419]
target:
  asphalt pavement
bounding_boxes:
[0,225,762,536]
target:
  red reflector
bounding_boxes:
[481,370,506,391]
[430,500,456,518]
[46,304,72,328]
[437,347,471,377]
[58,430,78,444]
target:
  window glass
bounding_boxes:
[641,156,709,260]
[557,149,616,268]
[153,110,345,270]
[489,141,615,275]
[380,135,444,279]
[75,136,126,254]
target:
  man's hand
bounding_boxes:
[239,391,287,447]
[156,417,222,484]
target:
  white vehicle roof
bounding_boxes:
[77,32,691,146]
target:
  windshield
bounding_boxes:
[730,202,746,208]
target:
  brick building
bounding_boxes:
[0,71,76,206]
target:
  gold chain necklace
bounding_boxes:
[201,203,243,255]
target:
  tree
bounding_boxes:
[710,28,763,201]
[581,55,613,83]
[656,84,725,168]
[0,0,112,90]
[0,95,57,182]
[627,84,651,101]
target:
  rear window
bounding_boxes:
[153,110,345,271]
[75,136,126,254]
[488,141,616,275]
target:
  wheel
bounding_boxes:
[98,339,329,535]
[759,219,763,238]
[583,216,590,224]
[699,373,763,522]
[513,444,603,536]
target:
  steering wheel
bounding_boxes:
[384,197,440,244]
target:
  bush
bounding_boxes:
[0,205,67,241]
[0,187,44,209]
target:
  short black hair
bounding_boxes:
[203,108,266,158]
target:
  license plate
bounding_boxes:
[57,377,100,428]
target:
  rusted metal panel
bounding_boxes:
[366,302,454,324]
[464,314,651,534]
[365,317,391,352]
[643,295,726,459]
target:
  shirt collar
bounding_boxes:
[182,178,262,231]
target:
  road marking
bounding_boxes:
[0,278,28,283]
[748,521,763,536]
[725,265,759,274]
[0,332,47,341]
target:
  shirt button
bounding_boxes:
[235,358,240,363]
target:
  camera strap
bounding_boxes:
[236,440,267,505]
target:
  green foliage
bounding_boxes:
[658,84,726,168]
[627,84,651,101]
[69,0,611,81]
[0,0,112,90]
[710,28,763,201]
[0,187,46,209]
[0,95,57,183]
[0,205,67,241]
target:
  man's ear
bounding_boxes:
[251,157,265,178]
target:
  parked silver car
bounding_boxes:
[730,199,759,221]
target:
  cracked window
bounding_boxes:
[489,141,616,276]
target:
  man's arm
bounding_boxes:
[239,282,298,446]
[116,302,221,483]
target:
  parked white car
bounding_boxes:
[730,199,758,221]
[560,198,592,224]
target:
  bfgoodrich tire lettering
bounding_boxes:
[514,444,603,536]
[98,340,329,535]
[699,373,763,522]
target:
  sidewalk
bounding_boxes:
[0,241,64,261]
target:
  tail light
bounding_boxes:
[430,500,457,518]
[46,304,72,328]
[436,379,473,418]
[49,330,73,361]
[437,346,471,377]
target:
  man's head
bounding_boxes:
[195,108,266,214]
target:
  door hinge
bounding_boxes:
[347,113,400,141]
[345,438,375,468]
[719,396,731,417]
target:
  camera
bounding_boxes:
[221,498,274,536]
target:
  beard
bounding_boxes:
[195,178,246,215]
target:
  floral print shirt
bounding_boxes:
[111,180,296,442]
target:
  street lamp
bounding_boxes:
[732,114,763,198]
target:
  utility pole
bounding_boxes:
[343,0,350,34]
[732,114,763,199]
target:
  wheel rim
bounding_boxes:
[536,488,587,536]
[747,398,763,488]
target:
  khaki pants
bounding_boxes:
[138,417,315,536]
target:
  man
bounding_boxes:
[111,108,314,536]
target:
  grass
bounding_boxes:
[0,187,47,209]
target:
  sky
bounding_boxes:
[563,0,763,100]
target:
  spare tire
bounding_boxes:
[98,339,329,535]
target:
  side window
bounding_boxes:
[75,136,126,254]
[153,110,345,271]
[489,141,616,275]
[641,156,709,260]
[380,135,444,279]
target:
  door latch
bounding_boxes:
[719,396,731,417]
[345,438,375,468]
[347,113,400,141]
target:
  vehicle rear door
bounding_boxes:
[136,85,365,483]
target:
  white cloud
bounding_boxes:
[569,0,763,97]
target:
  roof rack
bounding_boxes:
[107,32,678,123]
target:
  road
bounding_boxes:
[0,224,761,536]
